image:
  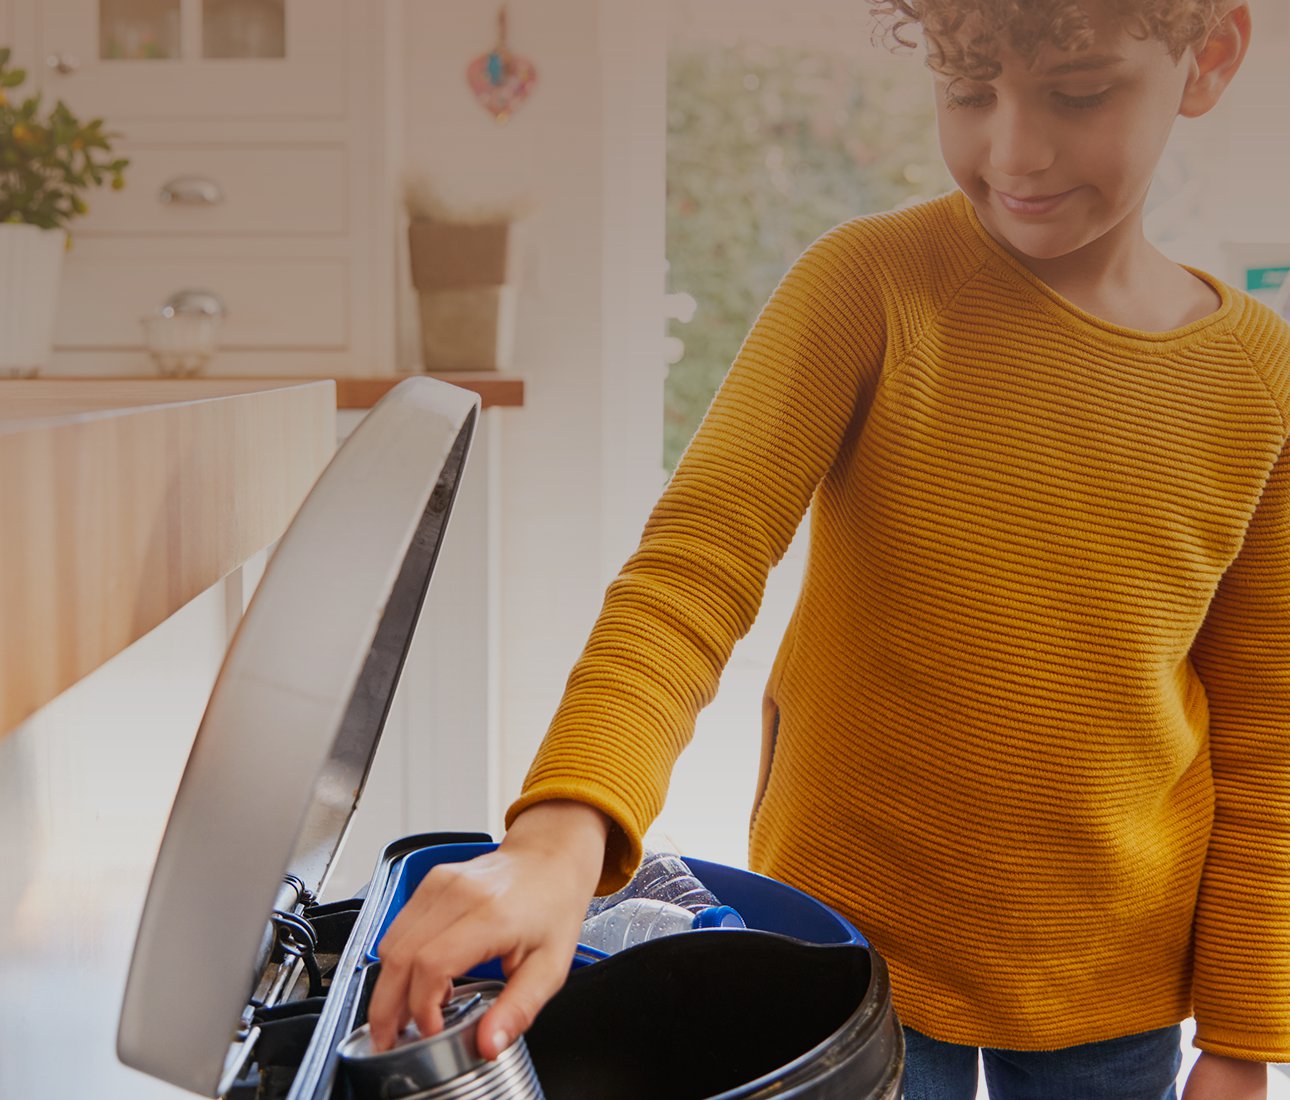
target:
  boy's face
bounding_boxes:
[932,5,1207,263]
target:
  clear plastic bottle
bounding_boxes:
[578,897,743,956]
[583,850,725,919]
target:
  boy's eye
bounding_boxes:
[943,88,994,110]
[1052,88,1112,109]
[941,85,1114,111]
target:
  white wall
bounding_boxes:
[393,0,667,824]
[1189,0,1290,275]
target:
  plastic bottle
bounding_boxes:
[578,897,745,956]
[583,850,726,919]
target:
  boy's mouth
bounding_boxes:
[993,188,1077,216]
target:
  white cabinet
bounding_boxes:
[37,0,347,120]
[55,250,351,348]
[8,0,396,376]
[72,146,350,236]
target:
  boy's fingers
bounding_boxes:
[364,850,585,1056]
[377,864,479,960]
[371,866,495,1047]
[366,960,413,1052]
[474,946,573,1061]
[370,900,471,1050]
[399,911,516,1039]
[406,955,455,1041]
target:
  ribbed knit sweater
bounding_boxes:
[508,190,1290,1059]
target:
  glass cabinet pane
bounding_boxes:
[203,0,286,59]
[100,0,181,59]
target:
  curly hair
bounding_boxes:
[870,0,1226,80]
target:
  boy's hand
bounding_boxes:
[365,800,609,1057]
[1181,1052,1267,1100]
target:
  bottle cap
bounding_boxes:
[692,905,746,929]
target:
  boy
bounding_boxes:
[370,2,1286,1096]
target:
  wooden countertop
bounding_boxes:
[332,373,523,409]
[0,379,336,736]
[16,373,525,410]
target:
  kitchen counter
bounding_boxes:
[0,378,336,735]
[21,372,525,410]
[331,373,523,409]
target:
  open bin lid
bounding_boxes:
[118,377,479,1096]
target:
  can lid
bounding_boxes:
[338,983,500,1089]
[117,378,480,1097]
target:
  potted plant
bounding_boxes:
[404,180,531,373]
[0,47,127,376]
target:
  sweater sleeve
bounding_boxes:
[1189,436,1290,1062]
[506,225,890,893]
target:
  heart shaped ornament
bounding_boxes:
[467,49,537,124]
[467,8,538,124]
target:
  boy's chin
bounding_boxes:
[1002,234,1079,262]
[986,219,1089,264]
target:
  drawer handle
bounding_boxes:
[46,53,80,76]
[159,177,225,206]
[161,289,227,319]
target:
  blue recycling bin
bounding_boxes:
[367,841,867,975]
[364,838,903,1100]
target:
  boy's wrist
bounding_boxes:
[502,799,610,878]
[1195,1051,1266,1070]
[1183,1050,1267,1100]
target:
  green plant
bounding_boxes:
[0,47,128,230]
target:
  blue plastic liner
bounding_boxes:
[366,840,865,981]
[682,856,866,946]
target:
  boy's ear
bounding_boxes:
[1179,2,1252,118]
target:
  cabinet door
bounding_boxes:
[38,0,346,121]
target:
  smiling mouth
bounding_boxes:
[994,188,1077,215]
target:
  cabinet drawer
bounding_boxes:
[78,147,348,236]
[54,257,349,349]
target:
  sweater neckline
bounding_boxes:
[949,190,1238,347]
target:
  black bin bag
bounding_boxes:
[526,929,904,1100]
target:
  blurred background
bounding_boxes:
[2,2,1288,1094]
[5,0,1285,875]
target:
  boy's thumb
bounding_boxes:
[475,951,566,1060]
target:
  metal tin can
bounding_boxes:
[338,981,545,1100]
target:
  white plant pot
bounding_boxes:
[418,285,517,372]
[0,223,68,377]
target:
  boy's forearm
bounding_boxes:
[501,799,610,886]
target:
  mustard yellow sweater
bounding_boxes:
[508,190,1290,1059]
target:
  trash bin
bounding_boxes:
[116,377,904,1100]
[366,838,903,1100]
[365,841,872,971]
[529,927,901,1100]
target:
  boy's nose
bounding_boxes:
[987,103,1057,179]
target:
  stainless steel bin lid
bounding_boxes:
[117,377,479,1097]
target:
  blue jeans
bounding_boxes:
[903,1023,1183,1100]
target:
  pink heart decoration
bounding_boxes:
[467,49,538,124]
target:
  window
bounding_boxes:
[664,0,952,471]
[654,0,951,865]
